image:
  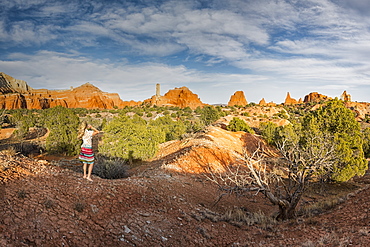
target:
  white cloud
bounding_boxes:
[0,51,275,103]
[1,0,370,104]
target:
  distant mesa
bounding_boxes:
[0,72,128,110]
[228,91,248,107]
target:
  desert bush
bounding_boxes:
[198,105,222,126]
[150,115,187,141]
[302,99,367,182]
[100,115,165,160]
[17,189,27,199]
[259,121,278,145]
[93,155,129,179]
[10,109,38,139]
[363,127,370,158]
[74,201,85,212]
[41,106,80,155]
[184,118,206,134]
[227,117,254,134]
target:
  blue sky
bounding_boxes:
[1,0,370,104]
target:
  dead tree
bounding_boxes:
[203,133,338,220]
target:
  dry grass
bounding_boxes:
[0,146,18,157]
[298,196,346,217]
[196,207,276,230]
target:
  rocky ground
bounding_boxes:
[1,154,370,246]
[1,127,370,246]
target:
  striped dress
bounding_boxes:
[79,129,94,164]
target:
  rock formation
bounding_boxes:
[144,86,205,109]
[304,92,332,103]
[228,91,248,106]
[284,92,299,105]
[0,72,33,94]
[0,73,128,109]
[259,98,276,106]
[341,91,351,102]
[344,101,370,121]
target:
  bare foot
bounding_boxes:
[83,176,87,179]
[86,177,93,182]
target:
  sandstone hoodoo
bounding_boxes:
[259,98,276,106]
[144,86,205,109]
[228,91,248,107]
[341,90,351,102]
[284,92,299,105]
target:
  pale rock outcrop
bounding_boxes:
[0,72,33,94]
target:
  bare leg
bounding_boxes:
[83,163,87,179]
[86,163,94,181]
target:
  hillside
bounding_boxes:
[1,126,370,246]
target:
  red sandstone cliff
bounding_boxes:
[228,91,248,106]
[144,86,205,109]
[0,73,127,109]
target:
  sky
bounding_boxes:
[1,0,370,104]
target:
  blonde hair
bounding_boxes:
[77,121,88,139]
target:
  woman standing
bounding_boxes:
[77,122,99,181]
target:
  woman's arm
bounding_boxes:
[88,124,100,136]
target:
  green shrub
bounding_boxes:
[185,119,206,134]
[100,115,165,160]
[150,115,187,141]
[302,99,367,182]
[259,121,278,145]
[363,127,370,158]
[199,106,221,126]
[227,117,254,134]
[41,106,80,155]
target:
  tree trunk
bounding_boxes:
[276,204,297,221]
